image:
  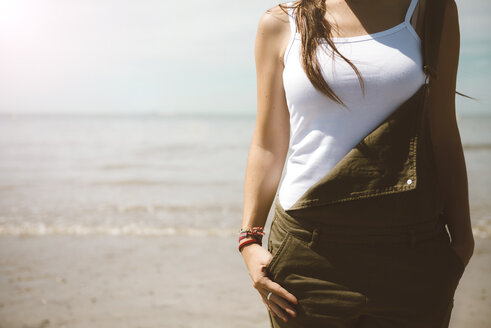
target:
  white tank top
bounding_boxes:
[278,0,425,210]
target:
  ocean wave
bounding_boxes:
[0,223,239,237]
[463,143,491,150]
[89,179,236,187]
[0,222,489,239]
[103,203,242,214]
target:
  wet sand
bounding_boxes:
[0,235,490,328]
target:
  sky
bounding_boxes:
[0,0,489,116]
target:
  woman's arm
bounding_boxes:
[428,0,474,265]
[240,8,290,246]
[239,6,298,323]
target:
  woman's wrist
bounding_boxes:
[238,226,265,252]
[239,237,262,254]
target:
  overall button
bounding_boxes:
[407,179,413,185]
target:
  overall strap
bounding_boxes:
[422,0,448,83]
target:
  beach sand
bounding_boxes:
[0,235,489,328]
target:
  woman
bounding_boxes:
[239,0,474,327]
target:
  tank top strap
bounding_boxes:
[283,2,298,66]
[286,2,297,36]
[404,0,420,25]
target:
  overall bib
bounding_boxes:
[265,0,466,327]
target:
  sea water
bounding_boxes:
[0,114,490,238]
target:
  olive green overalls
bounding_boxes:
[265,0,466,327]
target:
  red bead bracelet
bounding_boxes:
[238,226,265,252]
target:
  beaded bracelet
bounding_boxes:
[238,239,260,252]
[239,226,265,242]
[238,226,265,252]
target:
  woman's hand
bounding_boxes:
[240,242,298,323]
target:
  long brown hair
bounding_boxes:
[278,0,475,108]
[279,0,363,109]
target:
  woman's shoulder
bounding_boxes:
[255,3,295,64]
[257,4,291,39]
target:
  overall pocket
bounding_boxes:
[267,227,368,322]
[265,217,293,279]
